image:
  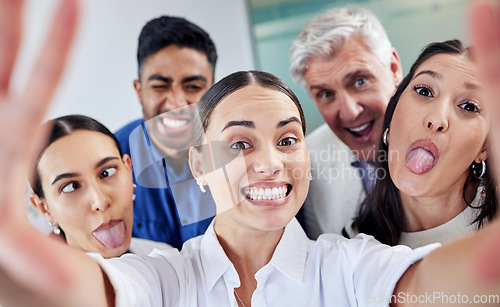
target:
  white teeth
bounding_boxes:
[162,118,188,128]
[349,122,370,133]
[244,185,288,200]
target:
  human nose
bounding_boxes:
[338,92,363,122]
[424,100,449,133]
[89,184,111,212]
[166,87,189,108]
[252,145,284,177]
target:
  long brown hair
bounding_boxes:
[353,40,498,245]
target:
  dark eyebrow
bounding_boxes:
[52,173,78,185]
[51,157,119,185]
[182,75,207,83]
[414,70,479,90]
[95,157,119,169]
[147,75,172,83]
[414,70,443,80]
[222,120,255,132]
[277,117,301,129]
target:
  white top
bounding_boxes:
[399,205,482,249]
[303,124,366,238]
[90,218,438,307]
[345,187,485,249]
[128,237,174,256]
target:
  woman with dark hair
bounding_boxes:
[29,114,171,258]
[4,68,500,306]
[349,39,498,248]
[3,2,500,301]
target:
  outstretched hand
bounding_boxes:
[469,0,500,283]
[0,0,79,300]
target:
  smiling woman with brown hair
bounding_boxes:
[2,1,500,305]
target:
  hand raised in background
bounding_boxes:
[0,0,79,302]
[469,0,500,284]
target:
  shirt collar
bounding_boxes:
[200,218,311,291]
[266,217,310,283]
[200,218,237,292]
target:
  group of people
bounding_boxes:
[2,0,500,306]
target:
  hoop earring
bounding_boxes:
[382,128,389,146]
[472,160,486,179]
[198,180,206,193]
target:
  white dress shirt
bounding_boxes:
[91,218,438,307]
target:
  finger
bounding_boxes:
[472,220,500,283]
[469,0,500,86]
[20,0,79,130]
[469,0,500,284]
[0,0,23,95]
[0,227,73,301]
[469,1,500,177]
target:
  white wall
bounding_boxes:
[15,0,255,132]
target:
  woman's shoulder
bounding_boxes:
[128,237,175,257]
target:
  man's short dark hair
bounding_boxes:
[137,16,217,79]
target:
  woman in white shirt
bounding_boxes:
[87,70,436,306]
[1,1,500,305]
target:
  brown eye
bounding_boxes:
[458,101,479,112]
[61,182,79,193]
[100,167,117,178]
[278,137,297,146]
[414,85,433,97]
[230,141,251,150]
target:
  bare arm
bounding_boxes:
[394,223,500,306]
[393,1,500,305]
[0,0,112,305]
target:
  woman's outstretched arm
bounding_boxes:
[0,0,112,306]
[394,2,500,306]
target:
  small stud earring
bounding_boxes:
[198,180,206,193]
[309,173,313,181]
[132,183,137,201]
[53,224,61,235]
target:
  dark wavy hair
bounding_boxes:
[30,114,123,199]
[353,39,498,245]
[193,70,306,147]
[137,16,217,79]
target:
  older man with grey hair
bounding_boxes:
[290,7,403,238]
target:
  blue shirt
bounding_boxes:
[115,119,215,249]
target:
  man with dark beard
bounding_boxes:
[115,16,217,249]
